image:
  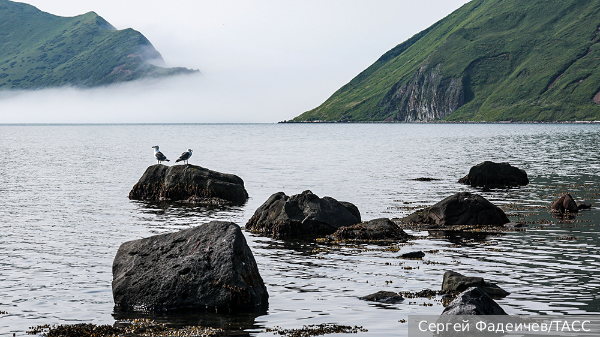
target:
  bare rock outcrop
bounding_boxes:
[458,161,529,188]
[245,190,361,239]
[441,287,507,316]
[359,291,404,304]
[128,164,248,205]
[402,192,509,228]
[442,271,509,299]
[112,221,268,312]
[329,218,412,242]
[379,63,464,122]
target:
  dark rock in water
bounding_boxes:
[400,251,425,259]
[576,200,592,209]
[442,271,509,299]
[245,190,361,239]
[329,218,411,242]
[402,192,509,227]
[339,201,361,220]
[551,193,579,213]
[112,221,268,312]
[411,177,440,181]
[441,287,507,315]
[128,164,248,205]
[503,222,528,228]
[359,291,403,303]
[458,161,529,188]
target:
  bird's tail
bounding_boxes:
[166,159,170,162]
[176,159,182,162]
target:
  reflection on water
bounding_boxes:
[0,123,599,336]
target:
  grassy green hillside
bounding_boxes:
[293,0,600,122]
[0,0,197,90]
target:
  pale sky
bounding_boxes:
[1,0,471,123]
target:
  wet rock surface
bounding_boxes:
[576,200,592,209]
[328,218,412,242]
[442,271,509,299]
[400,251,425,259]
[552,193,579,213]
[112,221,268,312]
[440,287,508,315]
[410,177,440,181]
[458,161,529,188]
[245,190,361,239]
[359,291,404,303]
[401,192,510,228]
[128,164,248,205]
[503,222,528,229]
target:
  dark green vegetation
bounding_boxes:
[0,0,197,90]
[293,0,600,122]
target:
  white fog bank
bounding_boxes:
[2,0,471,123]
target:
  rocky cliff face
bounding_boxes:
[378,63,464,122]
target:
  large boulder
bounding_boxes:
[441,287,507,315]
[402,192,509,227]
[129,164,248,205]
[329,218,412,242]
[112,221,268,312]
[245,190,361,239]
[458,161,529,188]
[442,271,509,299]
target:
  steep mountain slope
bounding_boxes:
[293,0,600,122]
[0,0,197,90]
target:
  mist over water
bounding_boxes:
[2,0,475,124]
[0,73,318,123]
[1,123,599,336]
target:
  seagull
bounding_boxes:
[152,145,170,164]
[176,149,193,164]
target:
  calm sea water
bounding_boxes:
[1,123,599,336]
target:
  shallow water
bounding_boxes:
[1,123,599,336]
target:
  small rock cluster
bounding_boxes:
[115,159,589,324]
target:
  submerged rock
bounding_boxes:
[128,164,248,205]
[458,161,529,188]
[576,200,592,209]
[503,222,528,229]
[410,177,440,181]
[112,221,268,312]
[402,192,509,228]
[359,291,404,303]
[329,218,412,242]
[442,271,509,299]
[245,190,361,239]
[440,287,507,315]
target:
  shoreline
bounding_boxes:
[279,120,600,124]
